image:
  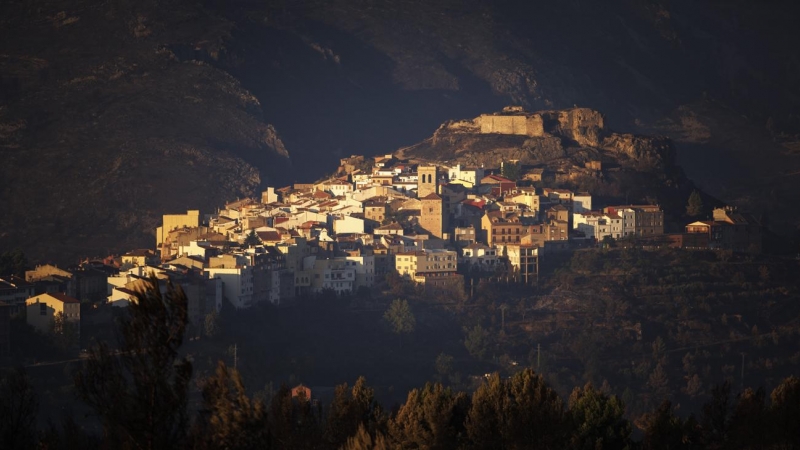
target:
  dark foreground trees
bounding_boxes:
[4,274,800,449]
[74,275,193,449]
[0,368,38,450]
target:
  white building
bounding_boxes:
[460,243,498,269]
[448,164,485,187]
[317,180,354,197]
[333,215,365,234]
[573,212,622,241]
[572,192,592,213]
[345,255,376,289]
[178,240,212,259]
[204,265,254,309]
[508,188,541,214]
[302,256,357,295]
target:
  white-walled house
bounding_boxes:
[334,215,365,234]
[204,265,254,309]
[573,193,592,213]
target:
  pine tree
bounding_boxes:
[190,362,270,450]
[466,370,567,449]
[74,275,193,449]
[701,382,731,447]
[639,400,702,450]
[384,299,416,349]
[463,324,491,360]
[342,424,389,450]
[727,388,767,450]
[434,352,454,382]
[244,229,261,247]
[686,190,704,217]
[769,376,800,448]
[0,249,28,278]
[0,368,39,450]
[324,377,383,449]
[648,363,670,403]
[269,384,323,449]
[568,383,632,450]
[389,383,469,449]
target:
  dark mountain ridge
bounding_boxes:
[2,0,799,260]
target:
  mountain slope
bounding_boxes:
[2,0,799,259]
[0,0,291,260]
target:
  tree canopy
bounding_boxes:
[686,190,704,217]
[74,275,193,450]
[384,299,416,347]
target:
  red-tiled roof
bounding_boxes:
[257,231,281,242]
[462,199,486,209]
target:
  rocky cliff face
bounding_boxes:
[0,0,292,261]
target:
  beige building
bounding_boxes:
[25,264,77,298]
[482,211,528,246]
[363,198,389,223]
[25,264,73,283]
[122,249,158,267]
[508,188,541,213]
[419,193,447,239]
[157,210,200,246]
[604,205,664,236]
[25,293,80,335]
[395,249,458,283]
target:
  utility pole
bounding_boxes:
[537,343,541,370]
[740,352,745,389]
[499,304,508,331]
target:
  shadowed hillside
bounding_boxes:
[2,0,800,260]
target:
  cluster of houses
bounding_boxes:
[0,153,762,352]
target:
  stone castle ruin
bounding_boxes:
[476,106,605,147]
[407,105,672,174]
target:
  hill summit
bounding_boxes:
[400,106,677,176]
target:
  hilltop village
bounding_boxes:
[1,152,763,342]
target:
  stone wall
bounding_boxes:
[476,112,549,138]
[556,108,605,147]
[477,114,546,137]
[479,115,528,135]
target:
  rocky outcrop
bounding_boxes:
[405,106,672,173]
[601,134,676,171]
[545,108,605,147]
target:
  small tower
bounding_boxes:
[417,165,439,198]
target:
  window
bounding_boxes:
[40,303,47,316]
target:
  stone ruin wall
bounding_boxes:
[558,108,604,130]
[556,108,605,147]
[478,114,544,137]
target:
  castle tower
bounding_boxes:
[419,193,448,239]
[417,165,439,198]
